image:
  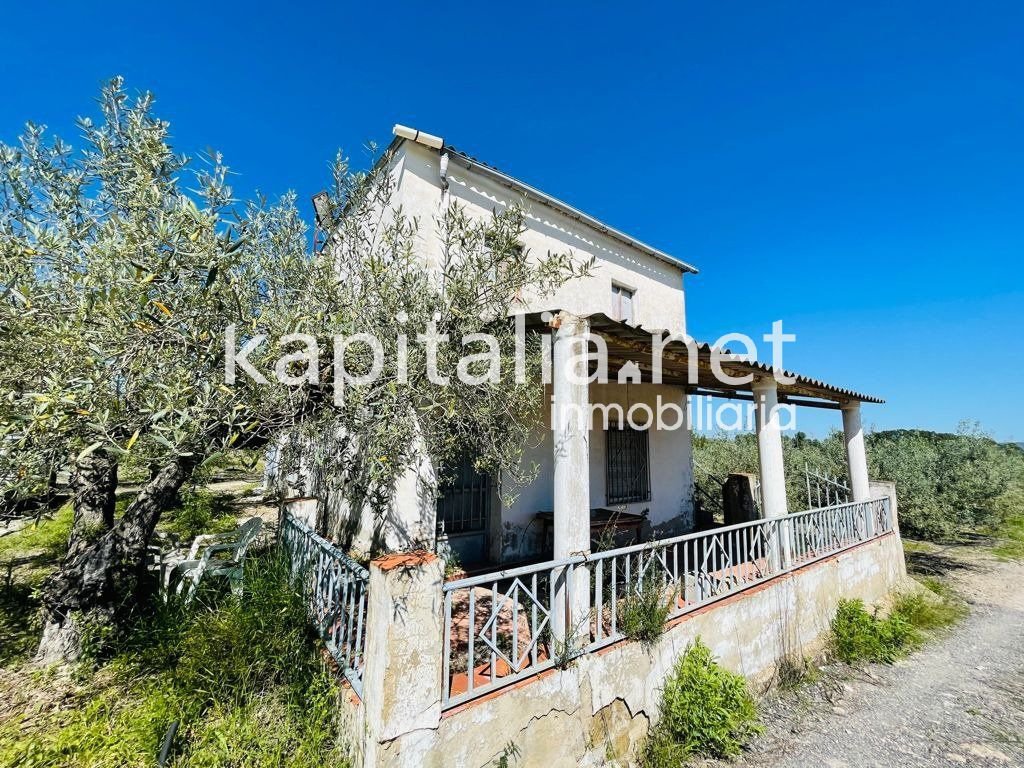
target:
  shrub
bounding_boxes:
[992,509,1024,561]
[693,423,1024,542]
[0,553,348,767]
[866,424,1024,540]
[172,556,320,705]
[441,547,463,579]
[830,598,915,663]
[891,581,966,632]
[644,639,762,765]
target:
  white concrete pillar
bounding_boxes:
[752,377,790,568]
[842,402,870,502]
[551,312,591,644]
[753,378,788,518]
[843,401,873,537]
[362,552,444,767]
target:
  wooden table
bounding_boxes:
[534,507,646,552]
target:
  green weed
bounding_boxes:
[0,505,76,667]
[491,741,521,767]
[892,581,967,632]
[441,547,463,579]
[643,639,762,765]
[993,513,1024,560]
[0,553,348,768]
[0,503,74,561]
[901,539,935,555]
[161,490,237,541]
[830,598,917,663]
[621,573,674,648]
[775,654,821,690]
[831,586,964,665]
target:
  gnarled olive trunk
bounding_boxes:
[66,450,118,560]
[37,454,199,664]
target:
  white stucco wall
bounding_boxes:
[351,529,910,768]
[314,138,693,560]
[499,383,695,562]
[389,141,689,335]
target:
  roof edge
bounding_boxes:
[385,128,699,274]
[445,148,699,274]
[522,310,884,405]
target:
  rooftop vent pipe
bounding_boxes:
[392,124,444,150]
[439,152,449,192]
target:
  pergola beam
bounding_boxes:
[688,388,844,410]
[528,312,883,405]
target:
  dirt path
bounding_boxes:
[709,543,1024,768]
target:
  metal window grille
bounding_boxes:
[606,427,650,504]
[436,456,492,535]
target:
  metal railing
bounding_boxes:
[789,497,890,566]
[281,512,370,696]
[441,496,892,709]
[442,561,561,709]
[874,494,893,533]
[804,463,851,508]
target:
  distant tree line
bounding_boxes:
[692,421,1024,541]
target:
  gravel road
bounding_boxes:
[705,543,1024,768]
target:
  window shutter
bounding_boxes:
[611,284,634,324]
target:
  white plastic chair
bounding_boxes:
[165,518,263,602]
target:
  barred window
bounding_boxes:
[606,426,650,504]
[436,455,491,535]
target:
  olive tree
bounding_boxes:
[1,79,589,660]
[259,146,594,549]
[0,79,313,659]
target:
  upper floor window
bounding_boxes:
[611,284,634,324]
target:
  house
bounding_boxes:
[300,125,882,572]
[385,125,702,568]
[276,126,906,768]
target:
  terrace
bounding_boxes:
[275,312,904,767]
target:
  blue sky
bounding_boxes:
[2,2,1022,440]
